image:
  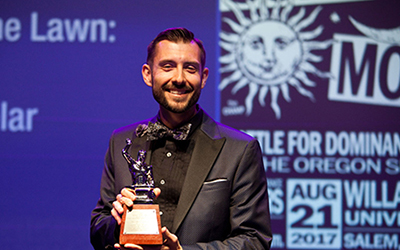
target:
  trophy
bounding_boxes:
[119,138,163,245]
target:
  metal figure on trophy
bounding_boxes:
[122,138,155,204]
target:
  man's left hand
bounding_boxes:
[114,227,182,250]
[161,227,182,250]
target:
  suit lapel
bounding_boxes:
[172,114,226,233]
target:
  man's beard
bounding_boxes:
[152,84,201,114]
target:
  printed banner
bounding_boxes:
[219,0,400,249]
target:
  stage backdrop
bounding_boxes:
[219,0,399,249]
[0,0,398,250]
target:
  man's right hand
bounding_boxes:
[111,188,161,225]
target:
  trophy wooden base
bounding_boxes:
[120,204,163,245]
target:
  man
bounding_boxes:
[91,27,272,250]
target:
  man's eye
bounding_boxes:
[186,66,198,73]
[163,64,172,69]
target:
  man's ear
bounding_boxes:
[201,67,209,89]
[142,64,152,87]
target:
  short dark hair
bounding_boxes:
[146,27,206,70]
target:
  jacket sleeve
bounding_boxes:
[182,139,273,250]
[90,136,119,250]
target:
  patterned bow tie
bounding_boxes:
[135,121,192,141]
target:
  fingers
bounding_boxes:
[116,188,136,208]
[162,227,182,250]
[113,194,124,213]
[111,205,122,225]
[115,243,162,250]
[121,188,136,204]
[112,188,136,225]
[153,188,161,198]
[114,243,144,250]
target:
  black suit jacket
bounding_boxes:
[91,110,272,249]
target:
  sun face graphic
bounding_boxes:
[219,0,332,119]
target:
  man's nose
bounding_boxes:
[172,68,185,85]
